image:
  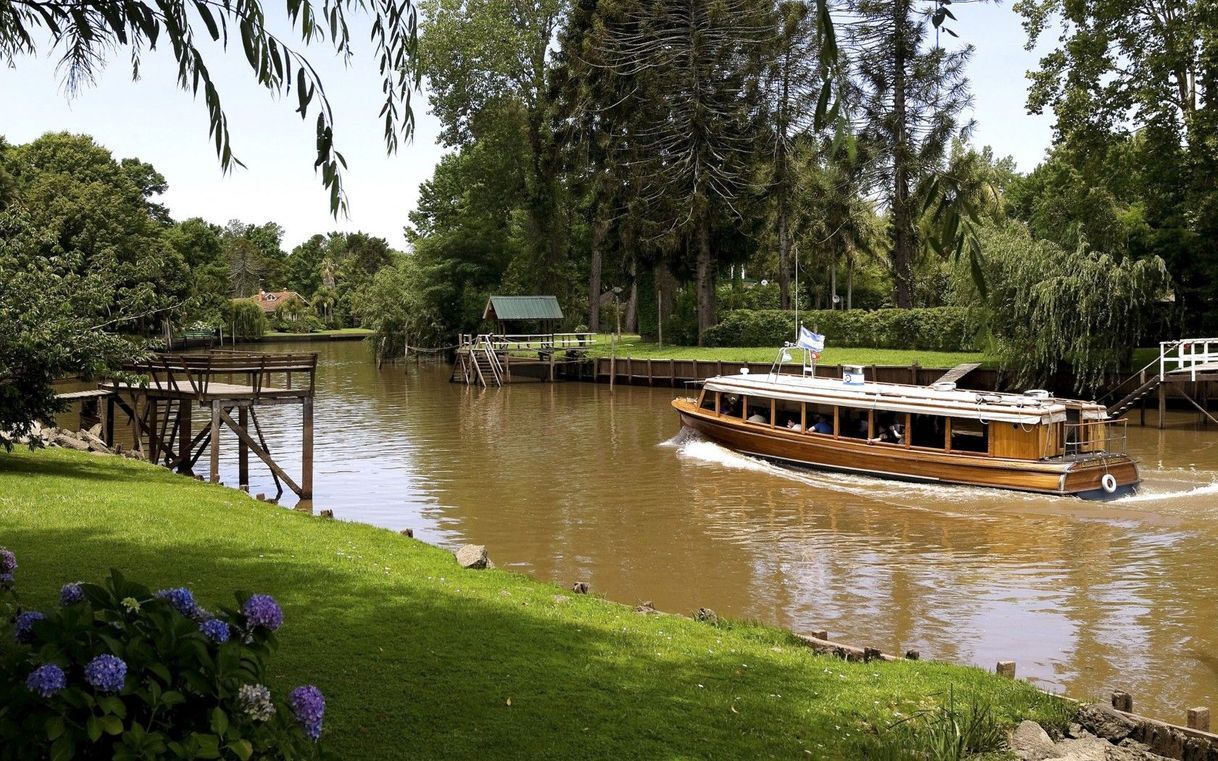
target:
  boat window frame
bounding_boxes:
[947,416,990,456]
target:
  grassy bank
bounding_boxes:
[264,327,375,339]
[1,449,1066,758]
[585,334,988,370]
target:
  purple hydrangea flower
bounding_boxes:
[60,582,85,606]
[288,685,325,741]
[26,664,67,698]
[14,611,45,644]
[241,595,283,631]
[0,548,15,574]
[155,587,200,618]
[199,618,230,644]
[0,572,13,590]
[84,654,127,693]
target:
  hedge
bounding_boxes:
[702,307,980,352]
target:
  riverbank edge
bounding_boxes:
[0,446,1071,759]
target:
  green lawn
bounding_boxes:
[267,327,374,338]
[585,334,989,370]
[0,449,1068,759]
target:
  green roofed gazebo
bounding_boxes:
[483,295,563,334]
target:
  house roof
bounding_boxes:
[483,295,563,322]
[246,291,309,314]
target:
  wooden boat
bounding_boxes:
[672,368,1139,499]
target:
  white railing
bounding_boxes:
[459,333,596,351]
[1159,339,1218,381]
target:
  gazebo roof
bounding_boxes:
[483,295,563,322]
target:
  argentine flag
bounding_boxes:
[796,326,825,352]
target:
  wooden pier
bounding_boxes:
[451,333,595,387]
[94,352,317,500]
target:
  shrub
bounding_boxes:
[0,549,324,760]
[224,300,269,341]
[702,307,980,352]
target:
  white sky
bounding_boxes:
[1,2,1055,252]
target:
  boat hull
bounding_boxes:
[673,400,1139,499]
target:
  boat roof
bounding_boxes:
[702,372,1107,425]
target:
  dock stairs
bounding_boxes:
[452,335,504,387]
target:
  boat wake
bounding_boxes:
[666,431,1022,508]
[1114,479,1218,503]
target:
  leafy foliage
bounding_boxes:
[702,306,978,351]
[0,563,323,760]
[973,226,1170,392]
[0,0,420,214]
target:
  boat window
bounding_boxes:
[949,417,989,453]
[870,412,906,445]
[839,407,871,439]
[776,399,803,431]
[699,391,717,412]
[806,403,835,436]
[745,399,771,425]
[910,414,945,448]
[721,394,743,418]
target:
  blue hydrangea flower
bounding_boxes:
[0,572,13,590]
[199,618,230,644]
[14,611,45,644]
[60,582,85,606]
[241,594,283,631]
[288,685,325,741]
[26,664,66,698]
[154,587,200,618]
[0,548,15,574]
[84,654,127,693]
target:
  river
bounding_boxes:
[165,341,1218,722]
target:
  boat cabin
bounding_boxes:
[694,373,1118,461]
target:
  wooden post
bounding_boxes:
[132,396,144,458]
[810,630,828,640]
[670,358,676,387]
[996,661,1016,678]
[905,650,920,660]
[647,358,653,386]
[176,400,192,473]
[1111,691,1133,712]
[910,361,919,384]
[238,406,250,491]
[1187,707,1210,732]
[1158,382,1167,429]
[301,395,314,500]
[209,401,221,484]
[105,394,115,447]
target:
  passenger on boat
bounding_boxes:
[811,415,832,435]
[869,416,904,445]
[786,419,803,432]
[748,411,768,424]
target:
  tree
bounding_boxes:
[419,0,569,293]
[166,217,229,324]
[0,0,420,213]
[1017,0,1218,330]
[593,0,775,344]
[0,208,137,448]
[839,0,974,307]
[286,235,327,297]
[8,132,188,332]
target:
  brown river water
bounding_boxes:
[78,340,1218,722]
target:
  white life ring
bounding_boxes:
[1101,473,1118,494]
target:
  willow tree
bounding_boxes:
[1,0,419,214]
[838,0,973,307]
[977,226,1170,392]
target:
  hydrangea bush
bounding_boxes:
[0,549,326,760]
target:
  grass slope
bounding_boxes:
[1,449,1064,759]
[585,335,988,370]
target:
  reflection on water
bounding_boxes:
[106,342,1218,720]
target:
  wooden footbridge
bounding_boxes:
[75,352,317,500]
[1103,339,1218,426]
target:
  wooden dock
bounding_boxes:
[84,352,317,500]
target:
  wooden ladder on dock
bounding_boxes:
[452,336,504,387]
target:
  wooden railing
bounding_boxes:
[458,333,595,351]
[124,351,318,399]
